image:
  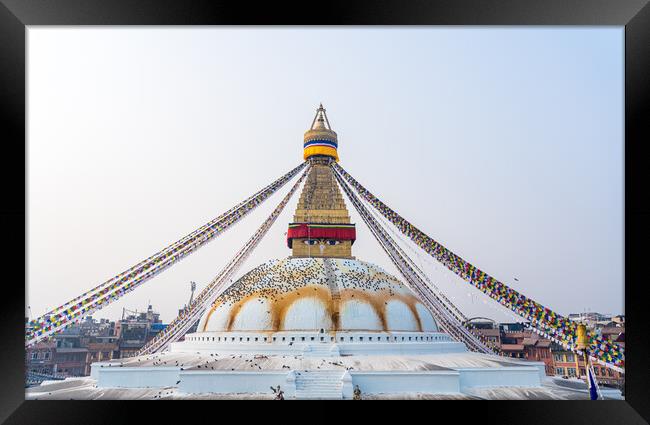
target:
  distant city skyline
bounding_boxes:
[27,27,623,323]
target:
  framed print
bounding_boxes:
[1,0,648,423]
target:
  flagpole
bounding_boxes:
[577,324,589,390]
[583,350,590,393]
[576,322,598,400]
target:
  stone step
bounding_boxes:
[298,381,342,384]
[294,369,345,400]
[296,392,343,396]
[297,380,343,385]
[296,394,343,398]
[296,381,342,385]
[296,376,343,380]
[295,375,343,379]
[296,382,343,388]
[297,382,343,386]
[295,394,342,399]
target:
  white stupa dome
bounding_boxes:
[197,257,438,333]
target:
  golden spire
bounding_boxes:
[288,105,354,258]
[303,104,339,161]
[311,103,331,130]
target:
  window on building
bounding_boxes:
[31,352,37,360]
[556,367,564,376]
[566,354,575,362]
[567,368,577,377]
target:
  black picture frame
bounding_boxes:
[1,0,648,423]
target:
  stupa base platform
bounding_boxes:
[24,374,623,400]
[24,343,623,400]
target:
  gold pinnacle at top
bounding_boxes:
[303,104,339,162]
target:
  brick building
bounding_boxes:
[53,347,89,377]
[523,337,554,375]
[25,341,57,377]
[115,305,165,357]
[86,338,120,365]
[26,306,166,385]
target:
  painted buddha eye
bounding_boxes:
[327,240,340,245]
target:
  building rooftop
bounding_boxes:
[477,329,500,337]
[500,344,524,351]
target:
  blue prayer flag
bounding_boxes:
[588,363,600,400]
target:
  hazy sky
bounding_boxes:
[27,27,624,323]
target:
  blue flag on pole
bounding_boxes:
[588,363,600,400]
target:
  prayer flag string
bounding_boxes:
[26,162,308,346]
[332,163,624,371]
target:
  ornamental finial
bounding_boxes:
[304,104,338,161]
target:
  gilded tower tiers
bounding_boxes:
[287,106,356,258]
